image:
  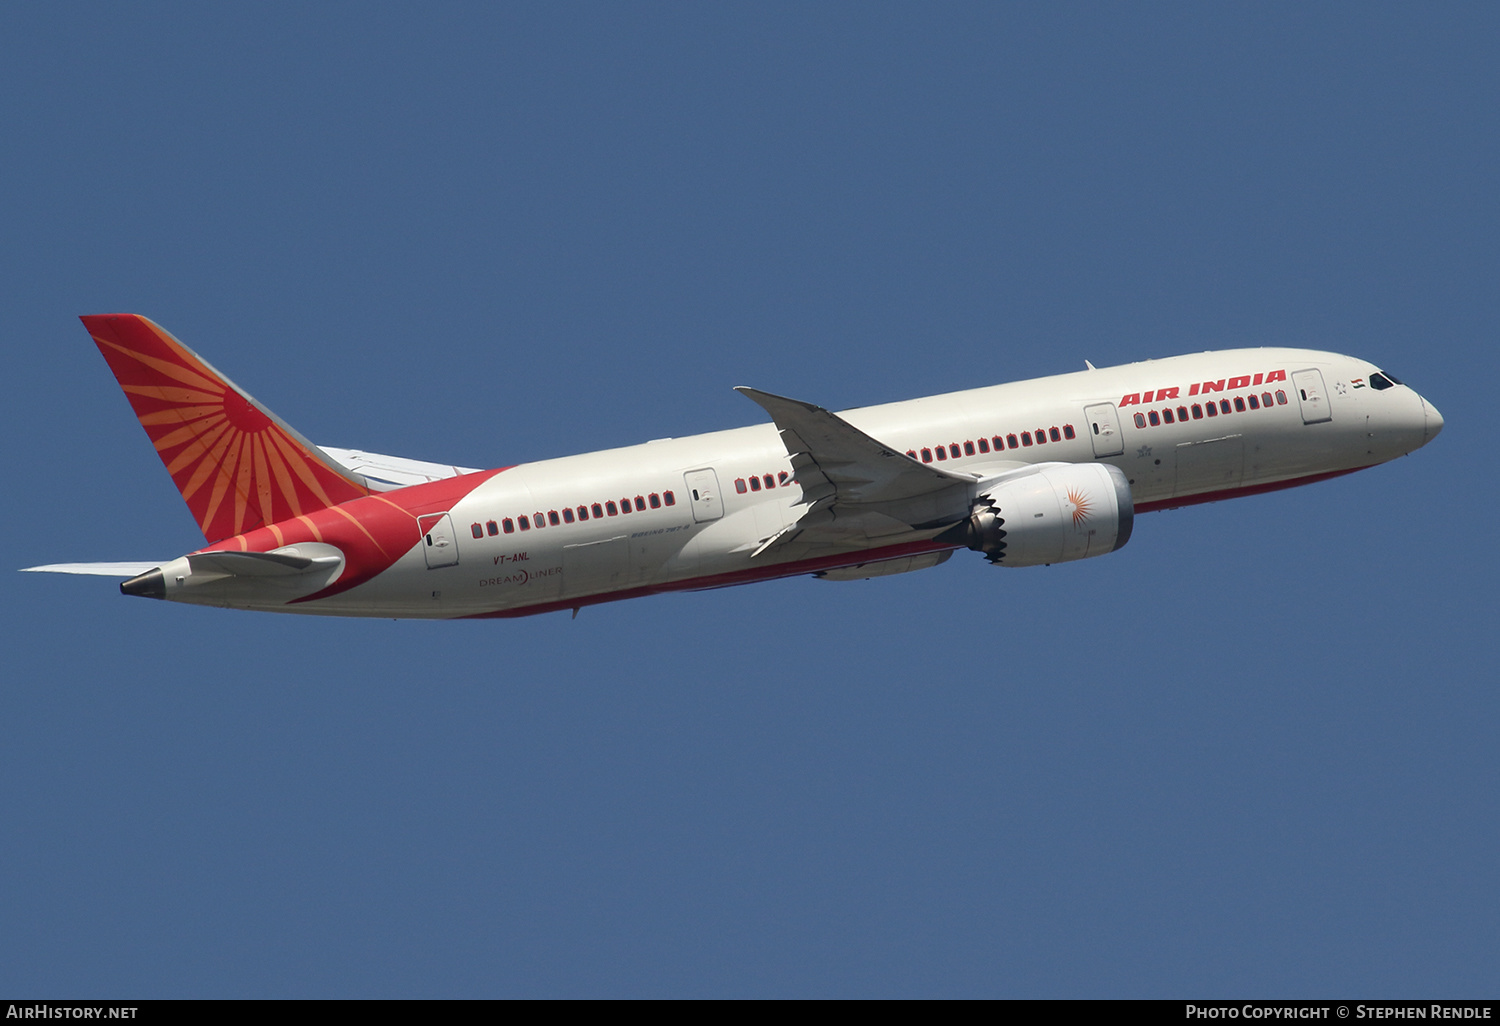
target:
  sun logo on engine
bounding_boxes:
[1066,488,1093,527]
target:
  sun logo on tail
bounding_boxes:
[83,314,369,543]
[1066,488,1093,527]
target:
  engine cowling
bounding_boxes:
[964,462,1133,566]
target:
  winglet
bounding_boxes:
[81,314,370,543]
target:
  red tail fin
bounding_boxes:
[82,314,370,544]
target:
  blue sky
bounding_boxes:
[2,2,1495,997]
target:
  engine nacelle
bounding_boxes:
[964,462,1133,567]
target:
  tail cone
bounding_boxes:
[121,568,165,599]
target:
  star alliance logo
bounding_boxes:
[1136,445,1152,458]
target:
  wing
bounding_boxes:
[186,550,341,577]
[735,387,977,558]
[319,447,482,492]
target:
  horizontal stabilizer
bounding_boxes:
[319,447,481,492]
[20,562,162,577]
[188,550,341,577]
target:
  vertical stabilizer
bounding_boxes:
[81,314,369,544]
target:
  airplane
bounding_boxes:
[22,314,1443,619]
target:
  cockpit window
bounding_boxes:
[1369,371,1399,390]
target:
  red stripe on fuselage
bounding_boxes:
[194,468,506,602]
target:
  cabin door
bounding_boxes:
[1084,403,1125,457]
[418,513,460,568]
[683,468,724,522]
[1292,369,1333,424]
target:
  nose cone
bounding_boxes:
[1422,397,1444,443]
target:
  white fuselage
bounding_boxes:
[214,346,1434,619]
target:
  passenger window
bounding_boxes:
[1221,400,1232,415]
[1034,429,1047,445]
[1134,413,1146,428]
[634,496,646,511]
[664,491,675,506]
[749,476,761,491]
[518,515,530,531]
[978,438,990,453]
[950,444,961,459]
[1276,390,1287,405]
[486,520,498,536]
[1022,432,1033,446]
[1262,392,1273,407]
[778,473,789,485]
[503,518,515,534]
[1234,397,1246,412]
[1063,424,1075,440]
[921,448,933,463]
[735,478,747,493]
[471,523,483,539]
[1007,434,1018,449]
[907,450,917,460]
[592,503,604,518]
[1049,427,1061,442]
[1176,407,1188,421]
[1148,412,1160,426]
[1205,403,1216,418]
[533,513,546,529]
[577,506,589,521]
[1247,395,1260,410]
[763,475,774,489]
[935,447,947,460]
[562,508,575,523]
[1163,409,1174,424]
[650,493,661,508]
[606,501,618,516]
[619,498,631,514]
